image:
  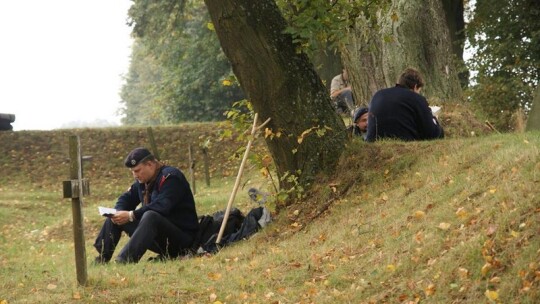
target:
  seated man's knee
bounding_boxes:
[140,210,162,224]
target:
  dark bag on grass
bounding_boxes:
[192,208,245,251]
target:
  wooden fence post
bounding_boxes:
[62,135,90,286]
[147,127,160,160]
[202,147,210,186]
[188,144,196,195]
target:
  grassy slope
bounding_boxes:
[0,122,538,303]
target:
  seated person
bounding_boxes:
[93,147,199,264]
[330,68,355,115]
[365,68,444,142]
[350,107,368,139]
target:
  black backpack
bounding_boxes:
[192,208,244,251]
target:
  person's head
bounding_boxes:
[353,107,369,132]
[124,147,159,183]
[342,68,349,81]
[397,68,424,92]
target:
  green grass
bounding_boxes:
[1,127,539,303]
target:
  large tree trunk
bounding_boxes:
[204,0,347,191]
[344,0,463,104]
[526,85,540,131]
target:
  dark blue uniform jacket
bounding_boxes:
[366,85,444,142]
[114,166,199,233]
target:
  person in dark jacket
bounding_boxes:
[365,68,444,142]
[94,147,199,264]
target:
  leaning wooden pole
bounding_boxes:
[215,114,271,244]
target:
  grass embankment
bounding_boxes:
[0,123,539,303]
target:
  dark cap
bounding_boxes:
[124,147,153,168]
[353,107,369,123]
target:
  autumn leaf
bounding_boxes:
[458,267,469,279]
[385,264,396,272]
[484,289,499,301]
[481,263,492,277]
[424,283,436,296]
[437,222,451,230]
[414,210,425,219]
[455,207,468,219]
[222,79,232,86]
[208,272,222,281]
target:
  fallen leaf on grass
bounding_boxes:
[481,263,492,277]
[455,207,468,219]
[424,283,436,296]
[208,272,222,281]
[484,289,499,301]
[386,264,396,272]
[47,283,57,290]
[414,211,425,219]
[437,222,451,230]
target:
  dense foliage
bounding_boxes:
[466,0,540,130]
[120,0,243,125]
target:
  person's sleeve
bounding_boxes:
[114,183,140,211]
[417,96,444,140]
[330,77,340,96]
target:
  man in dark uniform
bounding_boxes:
[94,147,199,264]
[366,68,444,142]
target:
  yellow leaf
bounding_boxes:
[386,264,396,272]
[293,210,300,216]
[455,207,468,219]
[484,289,499,301]
[222,79,232,86]
[489,188,497,194]
[481,263,492,276]
[414,211,425,219]
[207,272,222,281]
[264,128,273,138]
[207,22,215,31]
[523,139,529,144]
[47,283,57,290]
[510,230,519,238]
[438,222,451,230]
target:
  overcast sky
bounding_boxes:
[0,0,133,131]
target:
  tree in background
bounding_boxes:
[466,0,540,131]
[120,41,166,125]
[277,0,464,106]
[525,85,540,131]
[121,0,243,125]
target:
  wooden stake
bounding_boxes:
[66,135,88,286]
[216,114,271,244]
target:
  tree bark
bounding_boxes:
[526,85,540,131]
[204,0,347,191]
[343,0,463,104]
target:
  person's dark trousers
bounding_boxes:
[116,210,195,263]
[94,218,138,262]
[335,90,355,115]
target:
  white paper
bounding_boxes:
[98,206,117,217]
[430,106,441,116]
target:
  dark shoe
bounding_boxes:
[148,255,166,262]
[93,256,109,265]
[114,257,131,264]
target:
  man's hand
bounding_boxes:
[112,211,130,225]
